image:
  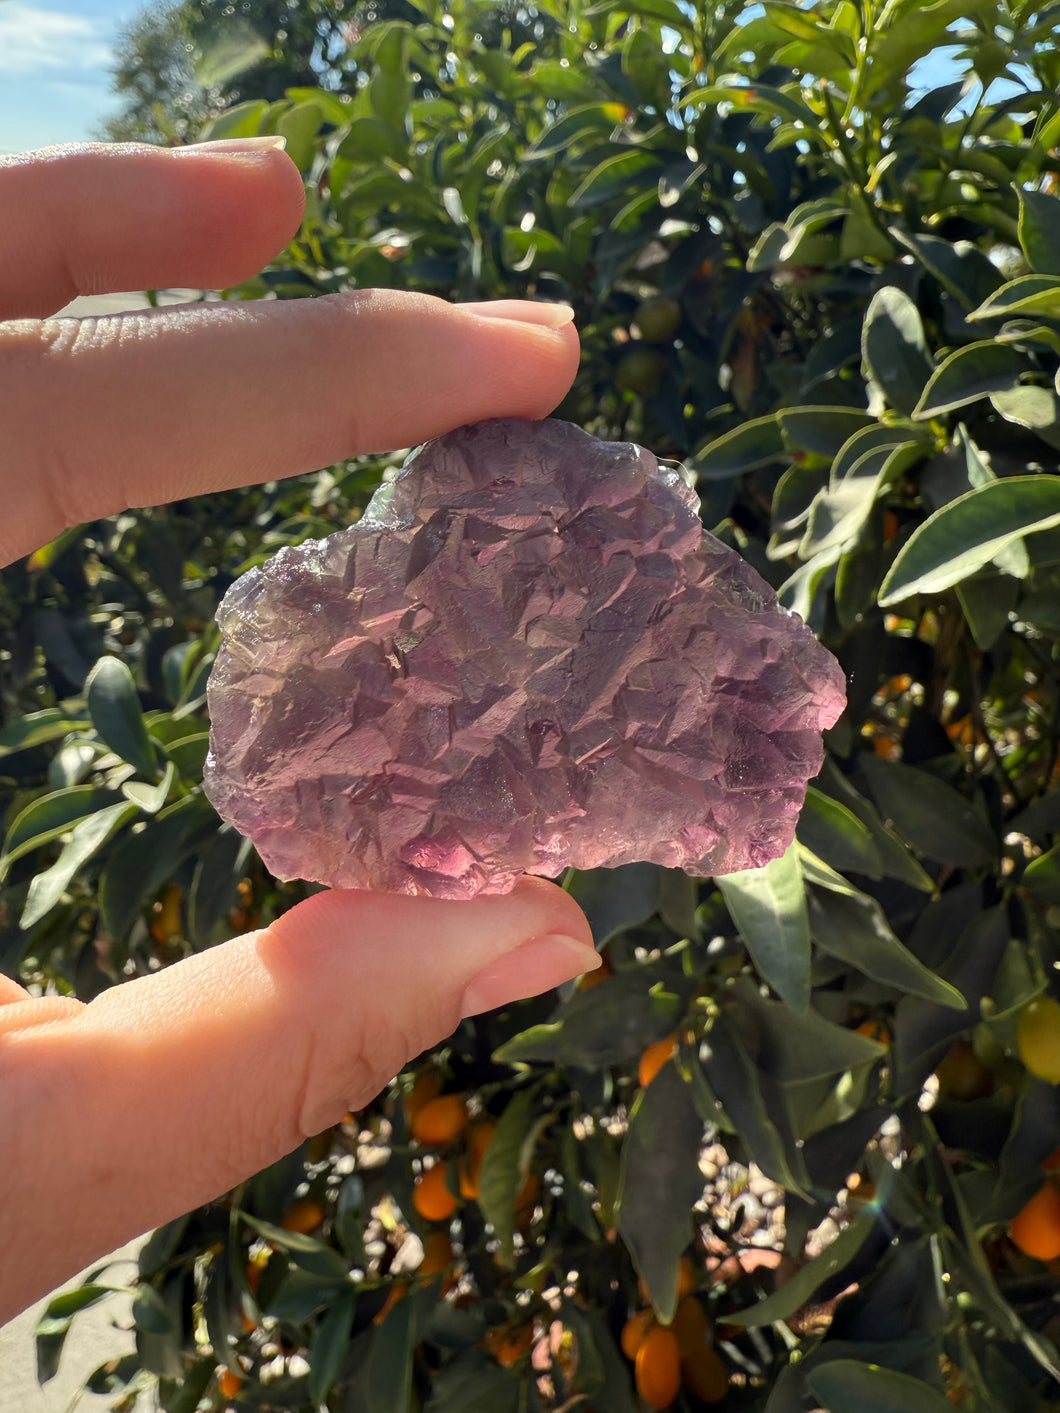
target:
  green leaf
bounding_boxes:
[990,385,1060,449]
[957,573,1019,649]
[21,801,138,929]
[131,1283,175,1335]
[772,463,830,539]
[879,476,1060,604]
[121,760,175,815]
[728,980,886,1083]
[525,103,628,159]
[421,1353,520,1413]
[891,229,1002,309]
[862,287,933,417]
[1,785,118,880]
[477,1087,538,1267]
[86,657,157,778]
[309,1288,356,1406]
[264,1266,348,1323]
[969,274,1060,322]
[196,99,269,143]
[337,116,408,163]
[35,1283,117,1382]
[565,863,660,946]
[840,209,895,263]
[814,760,934,891]
[764,0,857,62]
[678,81,823,129]
[203,1256,238,1378]
[892,907,1009,1094]
[691,415,786,480]
[912,341,1027,418]
[616,1064,705,1324]
[494,965,684,1069]
[621,27,671,110]
[724,1206,879,1326]
[696,1020,806,1193]
[716,844,811,1012]
[560,1304,640,1413]
[796,787,882,877]
[164,730,210,781]
[364,1287,416,1413]
[807,887,965,1007]
[98,796,212,941]
[0,708,86,758]
[188,826,248,943]
[1021,844,1060,904]
[163,1358,215,1413]
[806,1359,952,1413]
[237,1212,351,1280]
[799,433,924,557]
[920,425,1030,579]
[862,0,997,100]
[859,755,995,868]
[367,24,410,133]
[1019,188,1060,277]
[570,150,664,209]
[778,406,875,458]
[35,1282,118,1330]
[277,100,322,171]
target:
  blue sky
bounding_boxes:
[0,0,140,154]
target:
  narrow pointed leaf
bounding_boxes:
[879,476,1060,604]
[716,844,811,1012]
[969,274,1060,321]
[806,1359,953,1413]
[912,342,1026,418]
[807,887,965,1007]
[859,755,994,867]
[21,801,138,929]
[724,1206,879,1326]
[309,1289,356,1406]
[1019,187,1060,276]
[477,1086,538,1267]
[616,1063,704,1324]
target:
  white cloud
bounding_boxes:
[0,3,112,74]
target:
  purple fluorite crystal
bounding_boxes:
[203,418,845,898]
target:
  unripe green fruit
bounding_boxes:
[616,347,666,394]
[634,295,682,343]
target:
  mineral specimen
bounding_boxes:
[203,418,845,898]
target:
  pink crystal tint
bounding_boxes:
[203,418,846,898]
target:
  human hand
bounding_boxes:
[0,139,596,1324]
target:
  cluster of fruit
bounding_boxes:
[1008,997,1060,1262]
[620,1262,728,1409]
[858,997,1060,1266]
[406,1071,537,1226]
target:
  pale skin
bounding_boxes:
[0,139,599,1326]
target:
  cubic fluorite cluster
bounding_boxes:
[203,418,845,898]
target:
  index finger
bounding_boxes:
[0,139,304,319]
[0,293,580,565]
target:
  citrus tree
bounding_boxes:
[8,0,1060,1408]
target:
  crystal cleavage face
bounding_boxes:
[203,418,846,898]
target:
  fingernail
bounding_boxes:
[460,934,600,1018]
[177,135,288,156]
[457,299,576,330]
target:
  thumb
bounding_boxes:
[0,877,595,1321]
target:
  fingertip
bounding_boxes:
[0,141,308,318]
[504,874,594,949]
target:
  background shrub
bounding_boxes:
[7,1,1060,1408]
